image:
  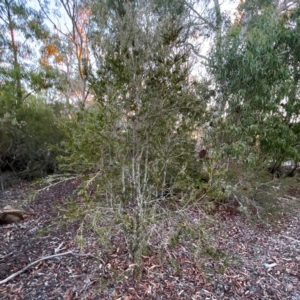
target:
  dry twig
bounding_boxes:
[0,252,14,260]
[281,234,300,243]
[0,251,93,285]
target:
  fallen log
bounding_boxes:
[0,205,35,224]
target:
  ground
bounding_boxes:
[0,177,300,300]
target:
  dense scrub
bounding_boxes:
[0,96,65,179]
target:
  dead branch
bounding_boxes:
[182,42,209,61]
[0,251,93,285]
[185,2,217,31]
[281,234,300,243]
[0,252,14,260]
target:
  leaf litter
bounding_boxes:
[0,178,299,299]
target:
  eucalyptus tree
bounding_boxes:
[0,1,68,178]
[209,0,300,171]
[0,0,48,108]
[38,0,92,108]
[182,0,233,66]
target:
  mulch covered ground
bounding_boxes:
[0,177,300,299]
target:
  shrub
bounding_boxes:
[0,97,65,179]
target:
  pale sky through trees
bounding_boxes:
[27,0,239,83]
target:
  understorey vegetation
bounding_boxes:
[1,0,300,282]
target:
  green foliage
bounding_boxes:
[30,67,63,91]
[0,96,65,178]
[224,160,296,223]
[0,0,51,105]
[210,1,300,171]
[153,0,185,17]
[59,0,208,271]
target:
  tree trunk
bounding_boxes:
[6,0,22,105]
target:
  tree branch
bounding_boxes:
[0,251,94,285]
[182,42,209,60]
[37,0,76,44]
[22,91,33,102]
[185,2,217,31]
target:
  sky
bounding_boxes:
[191,0,239,76]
